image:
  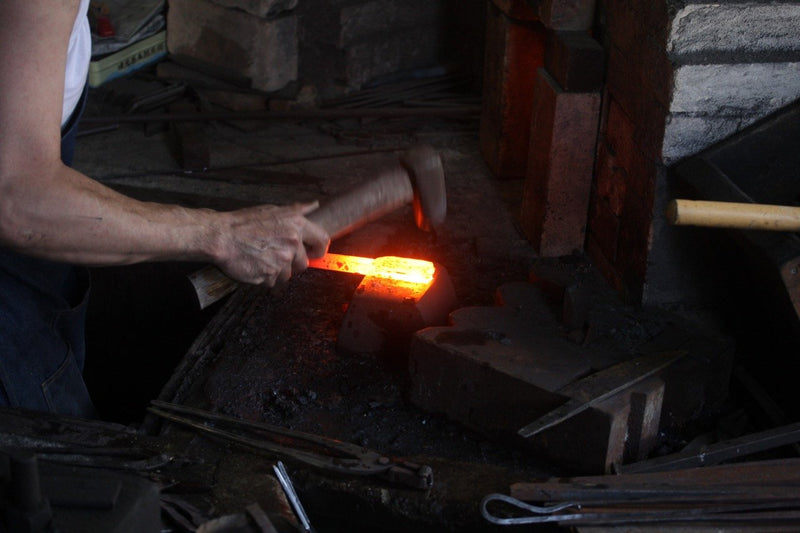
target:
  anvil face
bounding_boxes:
[316,255,457,360]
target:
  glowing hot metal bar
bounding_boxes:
[308,253,435,285]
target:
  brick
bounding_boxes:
[209,0,297,18]
[520,69,601,257]
[593,139,626,216]
[480,3,547,180]
[616,194,654,300]
[530,376,664,473]
[626,378,665,462]
[586,197,620,273]
[602,97,657,207]
[529,391,632,474]
[167,0,298,92]
[538,0,597,31]
[545,30,605,92]
[604,45,670,161]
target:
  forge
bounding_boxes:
[2,0,800,532]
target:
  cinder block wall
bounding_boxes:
[587,0,800,305]
[167,0,486,100]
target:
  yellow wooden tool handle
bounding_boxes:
[666,199,800,232]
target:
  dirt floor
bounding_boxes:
[66,71,799,532]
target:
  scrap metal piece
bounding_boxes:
[148,400,433,490]
[480,494,578,526]
[517,350,686,438]
[273,461,314,533]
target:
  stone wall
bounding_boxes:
[166,0,486,99]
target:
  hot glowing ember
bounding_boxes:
[309,253,435,285]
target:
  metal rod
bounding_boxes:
[274,461,314,533]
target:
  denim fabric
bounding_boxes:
[0,83,97,418]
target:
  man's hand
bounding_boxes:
[214,202,330,287]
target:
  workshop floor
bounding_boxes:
[67,73,798,532]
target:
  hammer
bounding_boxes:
[189,145,447,309]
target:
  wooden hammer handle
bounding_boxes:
[307,166,413,240]
[666,199,800,232]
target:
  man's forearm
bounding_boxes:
[0,163,224,266]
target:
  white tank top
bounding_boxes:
[62,0,91,127]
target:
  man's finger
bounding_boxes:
[296,201,320,216]
[302,221,330,259]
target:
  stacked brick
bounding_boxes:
[479,0,546,181]
[520,30,604,257]
[481,0,602,257]
[166,0,458,98]
[166,0,299,93]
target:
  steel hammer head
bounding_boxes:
[401,145,447,232]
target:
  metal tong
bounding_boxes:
[148,400,433,490]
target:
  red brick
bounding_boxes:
[480,3,547,180]
[605,45,670,161]
[603,97,657,207]
[520,69,601,256]
[593,139,627,216]
[586,228,625,295]
[586,196,620,270]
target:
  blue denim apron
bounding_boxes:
[0,85,97,418]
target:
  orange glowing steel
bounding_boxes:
[308,253,435,285]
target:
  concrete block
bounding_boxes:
[479,2,547,180]
[668,3,800,61]
[544,30,605,92]
[670,63,800,116]
[662,114,745,165]
[209,0,297,18]
[167,0,298,92]
[538,0,597,31]
[520,69,601,257]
